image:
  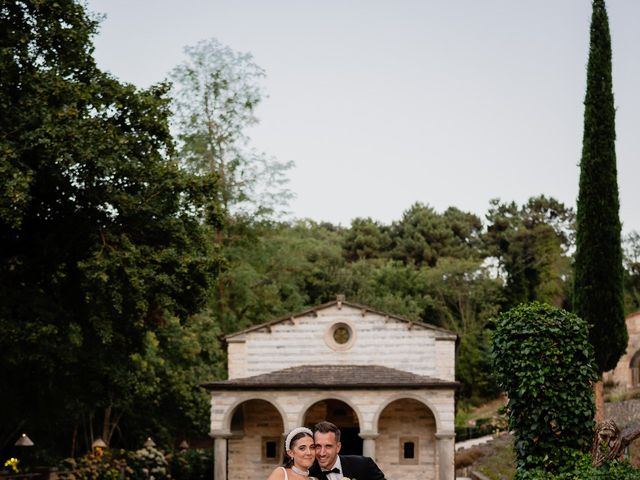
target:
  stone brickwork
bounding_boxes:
[377,398,437,480]
[226,304,456,381]
[605,312,640,388]
[227,399,283,480]
[210,389,454,436]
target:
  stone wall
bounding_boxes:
[211,389,455,480]
[604,399,640,429]
[377,398,437,480]
[605,312,640,388]
[227,304,456,380]
[228,399,284,480]
[210,388,455,435]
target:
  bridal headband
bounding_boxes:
[285,427,313,450]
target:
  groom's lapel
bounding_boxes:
[339,455,352,477]
[310,460,328,480]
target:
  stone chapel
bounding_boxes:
[605,311,640,388]
[204,296,458,480]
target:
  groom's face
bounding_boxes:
[314,431,341,469]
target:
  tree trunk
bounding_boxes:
[594,378,604,423]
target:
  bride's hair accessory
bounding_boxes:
[285,426,313,450]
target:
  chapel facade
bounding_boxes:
[204,296,458,480]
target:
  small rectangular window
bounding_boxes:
[266,441,277,458]
[262,437,280,463]
[399,436,419,464]
[403,441,415,459]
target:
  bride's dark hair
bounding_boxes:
[282,430,314,468]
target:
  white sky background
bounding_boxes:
[85,0,640,233]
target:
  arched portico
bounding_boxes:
[373,392,444,433]
[213,398,284,480]
[205,366,458,480]
[303,398,362,454]
[377,398,437,480]
[219,394,287,433]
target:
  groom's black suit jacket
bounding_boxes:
[309,455,386,480]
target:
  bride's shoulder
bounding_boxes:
[266,466,286,480]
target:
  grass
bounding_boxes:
[455,433,515,480]
[456,395,508,429]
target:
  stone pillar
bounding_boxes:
[359,432,379,459]
[213,435,230,480]
[435,432,455,480]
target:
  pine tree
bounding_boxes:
[574,0,627,375]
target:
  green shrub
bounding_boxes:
[58,449,133,480]
[167,449,213,480]
[518,451,640,479]
[492,302,598,476]
[58,447,212,480]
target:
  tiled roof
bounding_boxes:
[225,299,457,340]
[202,365,459,390]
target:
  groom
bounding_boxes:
[309,421,386,480]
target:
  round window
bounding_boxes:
[324,321,356,351]
[333,325,351,344]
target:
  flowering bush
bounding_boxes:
[4,458,20,473]
[129,447,169,480]
[58,450,132,480]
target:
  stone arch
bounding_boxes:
[373,392,442,433]
[630,350,640,387]
[221,395,287,432]
[226,398,286,480]
[301,396,364,455]
[375,397,437,480]
[297,394,364,429]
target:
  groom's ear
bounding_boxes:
[336,441,342,454]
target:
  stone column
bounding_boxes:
[435,432,455,480]
[213,434,231,480]
[359,432,379,459]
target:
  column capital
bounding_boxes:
[358,431,379,440]
[434,432,456,440]
[210,430,233,439]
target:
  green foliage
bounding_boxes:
[170,38,293,219]
[574,0,626,374]
[58,447,211,480]
[485,196,574,309]
[517,451,640,480]
[0,0,222,459]
[167,449,213,480]
[492,302,598,474]
[389,203,483,266]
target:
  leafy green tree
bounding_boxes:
[342,217,391,261]
[0,0,221,459]
[574,0,627,375]
[485,196,574,308]
[492,303,597,477]
[423,257,503,403]
[390,203,483,266]
[212,220,345,332]
[169,38,293,220]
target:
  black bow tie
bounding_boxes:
[322,467,341,474]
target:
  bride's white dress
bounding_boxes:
[278,467,318,480]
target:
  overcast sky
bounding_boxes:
[85,0,640,233]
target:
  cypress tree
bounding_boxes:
[574,0,627,374]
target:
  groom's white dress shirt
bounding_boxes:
[324,456,343,480]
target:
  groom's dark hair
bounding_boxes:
[313,421,341,442]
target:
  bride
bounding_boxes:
[267,427,318,480]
